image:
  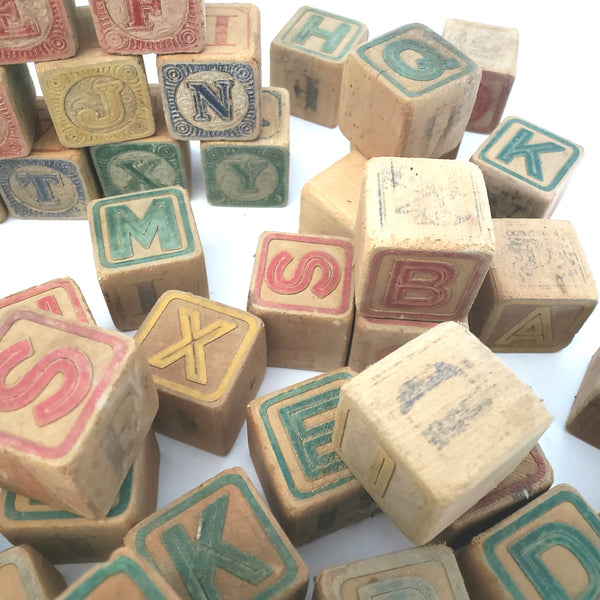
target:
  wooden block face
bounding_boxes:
[135,291,266,454]
[125,467,308,600]
[0,195,7,222]
[472,117,583,217]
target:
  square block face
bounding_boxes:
[468,71,514,134]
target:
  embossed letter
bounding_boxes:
[186,80,234,122]
[125,0,162,31]
[383,39,460,81]
[292,15,351,54]
[0,1,40,39]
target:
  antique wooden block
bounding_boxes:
[313,545,469,599]
[333,321,553,544]
[88,0,206,55]
[248,231,354,371]
[157,3,261,141]
[247,369,378,546]
[0,309,158,518]
[0,0,78,64]
[471,116,583,217]
[355,157,495,322]
[469,219,597,352]
[0,432,159,564]
[201,87,290,207]
[35,7,154,148]
[90,85,191,197]
[88,186,209,331]
[443,19,518,134]
[135,290,266,455]
[125,467,309,599]
[338,24,481,158]
[0,545,66,600]
[270,7,367,127]
[458,484,600,599]
[299,150,367,238]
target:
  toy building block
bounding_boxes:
[355,157,495,322]
[333,321,553,545]
[157,3,261,141]
[443,19,518,134]
[125,467,309,600]
[471,116,583,218]
[0,545,66,600]
[270,7,367,128]
[88,0,206,55]
[36,6,154,149]
[247,369,379,546]
[338,24,481,158]
[90,85,191,197]
[299,150,367,238]
[458,484,600,599]
[0,0,78,64]
[0,432,159,564]
[248,231,354,371]
[0,309,158,519]
[313,545,469,600]
[469,219,597,352]
[202,87,290,207]
[135,291,266,455]
[88,186,209,331]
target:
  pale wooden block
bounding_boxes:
[471,116,583,217]
[355,157,495,322]
[469,219,597,352]
[270,7,367,127]
[299,150,367,238]
[338,24,481,158]
[333,321,553,545]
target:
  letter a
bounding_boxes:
[495,307,552,348]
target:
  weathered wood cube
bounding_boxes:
[0,309,158,518]
[333,321,553,544]
[125,467,309,600]
[458,484,600,599]
[355,157,495,322]
[248,231,354,370]
[247,369,378,546]
[270,7,367,127]
[469,219,597,352]
[88,186,209,331]
[201,87,290,206]
[471,116,583,218]
[135,291,266,455]
[36,7,154,148]
[338,24,481,158]
[443,19,518,134]
[88,0,206,55]
[157,3,261,141]
[0,432,159,564]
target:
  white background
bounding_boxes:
[1,0,598,595]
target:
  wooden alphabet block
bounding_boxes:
[0,309,158,518]
[157,3,261,141]
[0,0,78,64]
[338,24,481,158]
[469,219,597,352]
[201,87,290,206]
[0,432,159,564]
[333,321,553,544]
[88,186,209,331]
[355,157,495,322]
[299,150,367,239]
[313,545,470,599]
[443,19,518,134]
[88,0,206,55]
[270,7,367,127]
[471,116,583,217]
[35,7,154,148]
[135,291,266,455]
[248,231,354,371]
[458,485,600,599]
[125,467,309,600]
[247,369,378,546]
